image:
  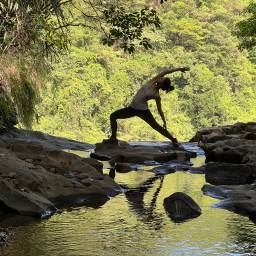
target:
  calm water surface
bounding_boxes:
[1,142,256,256]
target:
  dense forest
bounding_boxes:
[1,0,256,143]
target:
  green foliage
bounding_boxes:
[102,6,160,53]
[32,0,255,143]
[236,1,256,50]
[0,0,72,128]
[0,90,17,130]
[0,0,175,129]
[0,0,69,56]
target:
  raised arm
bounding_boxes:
[147,67,190,86]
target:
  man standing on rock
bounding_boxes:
[107,67,190,146]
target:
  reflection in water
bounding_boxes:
[1,143,256,256]
[125,175,165,230]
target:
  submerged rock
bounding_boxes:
[163,192,201,222]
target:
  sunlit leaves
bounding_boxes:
[236,2,256,50]
[102,6,160,53]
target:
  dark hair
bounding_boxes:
[161,77,174,93]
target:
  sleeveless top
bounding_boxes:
[130,85,159,110]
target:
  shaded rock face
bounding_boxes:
[205,162,256,185]
[1,128,93,151]
[189,166,205,174]
[194,122,256,186]
[190,122,256,143]
[202,184,256,220]
[114,163,139,173]
[93,140,196,166]
[192,122,256,166]
[0,130,122,218]
[163,192,201,222]
[193,122,256,220]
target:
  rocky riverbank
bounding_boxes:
[0,128,122,218]
[191,122,256,220]
[0,129,196,220]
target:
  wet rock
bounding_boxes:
[94,140,194,165]
[151,166,176,175]
[163,192,201,222]
[202,183,256,220]
[0,133,122,218]
[189,166,205,174]
[0,179,56,217]
[243,132,256,140]
[175,164,190,171]
[194,122,256,184]
[77,173,89,180]
[82,158,103,171]
[203,140,255,164]
[202,184,228,199]
[193,123,256,165]
[90,152,111,161]
[115,163,139,173]
[205,162,256,185]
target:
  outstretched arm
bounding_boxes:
[147,67,190,86]
[155,97,166,129]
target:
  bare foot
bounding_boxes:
[103,138,118,144]
[172,138,180,148]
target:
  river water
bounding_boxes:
[1,142,256,256]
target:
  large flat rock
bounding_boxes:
[1,128,93,151]
[92,140,196,165]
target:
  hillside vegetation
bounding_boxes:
[33,0,256,143]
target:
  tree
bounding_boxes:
[0,0,166,128]
[34,0,256,143]
[236,1,256,50]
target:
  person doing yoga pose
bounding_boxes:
[108,66,190,146]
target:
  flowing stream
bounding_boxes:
[1,142,256,256]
